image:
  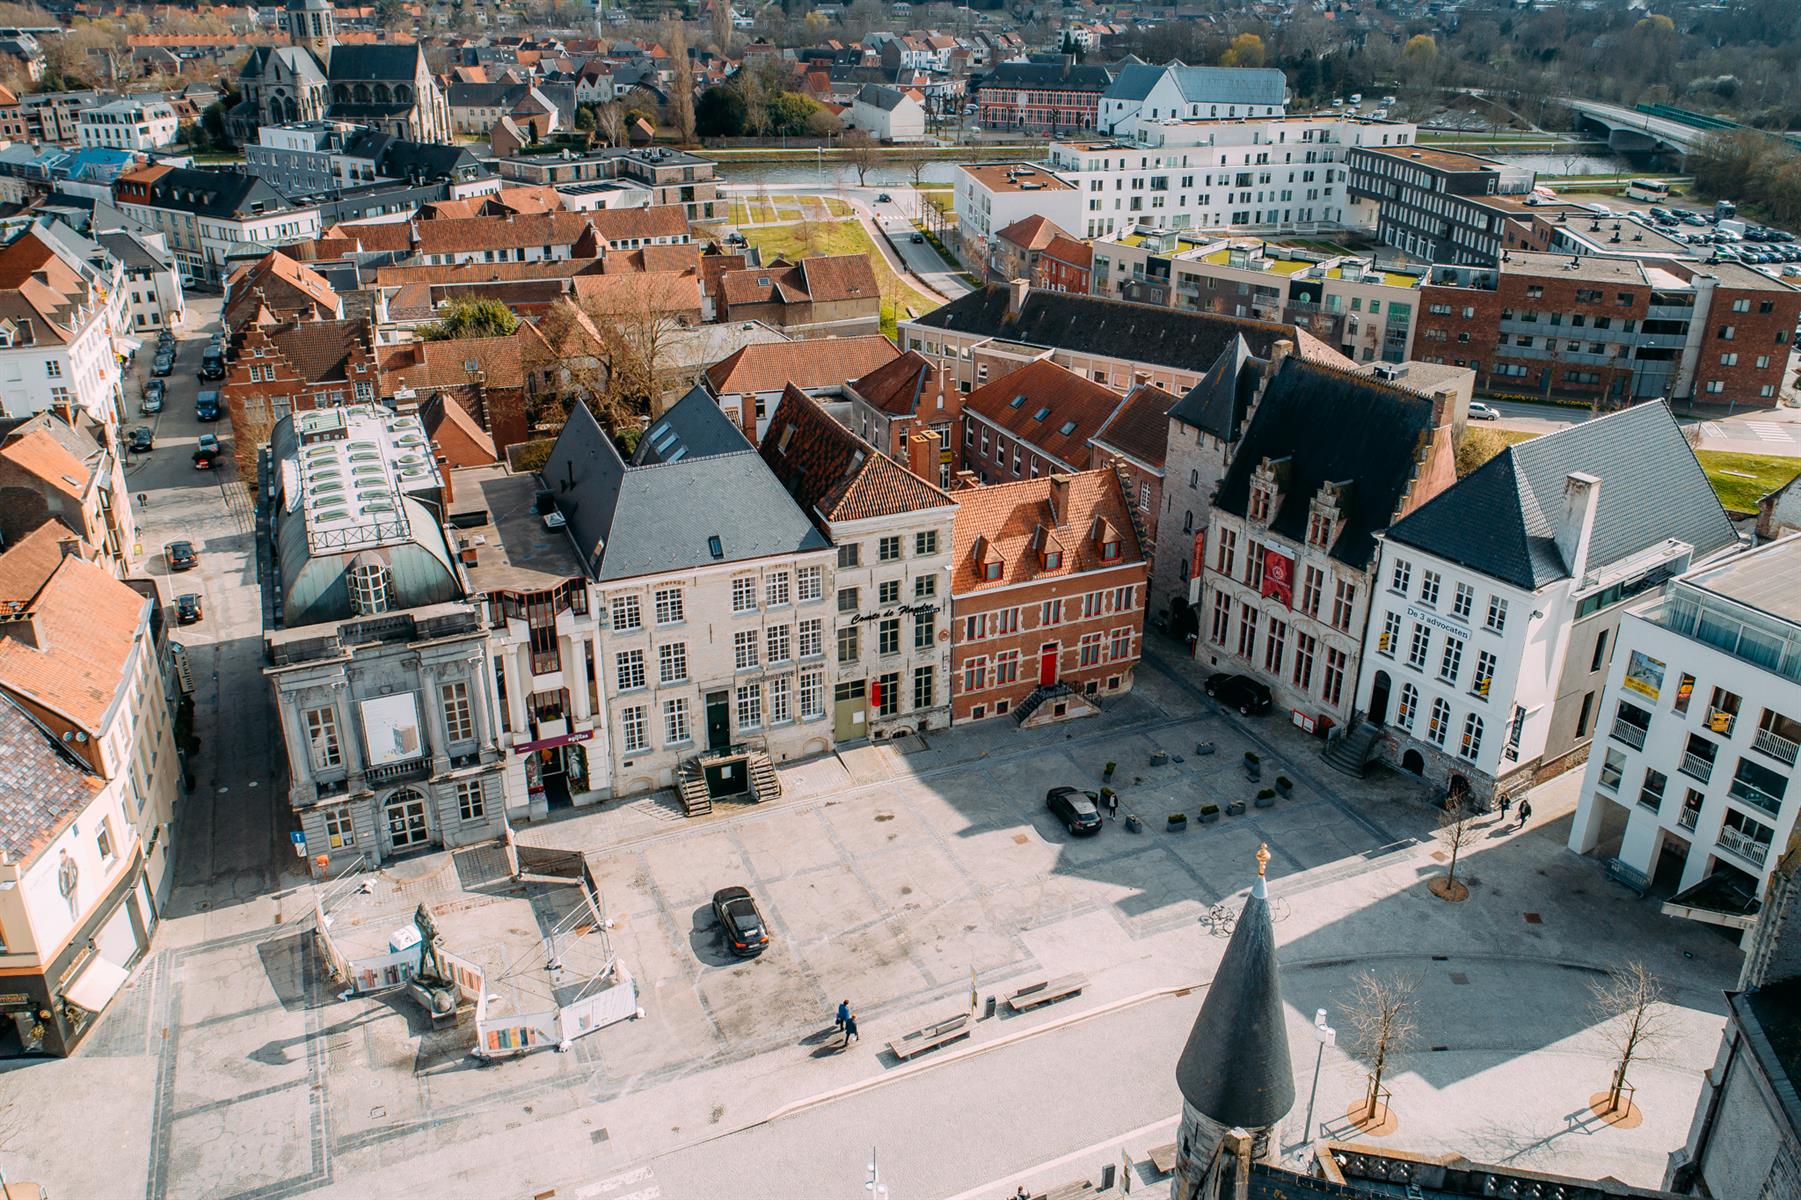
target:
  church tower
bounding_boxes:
[286,0,336,67]
[1171,845,1296,1200]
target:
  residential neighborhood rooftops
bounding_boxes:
[760,383,954,525]
[964,358,1124,470]
[705,334,898,396]
[950,468,1142,595]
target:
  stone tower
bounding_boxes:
[1171,844,1296,1200]
[286,0,336,66]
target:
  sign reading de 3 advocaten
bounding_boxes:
[1405,604,1470,641]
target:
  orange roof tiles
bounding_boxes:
[705,334,898,395]
[996,214,1069,253]
[0,429,90,503]
[950,469,1143,595]
[1090,382,1179,469]
[0,549,146,734]
[962,359,1125,470]
[760,384,954,524]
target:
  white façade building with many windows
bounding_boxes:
[1570,535,1801,920]
[1352,403,1740,802]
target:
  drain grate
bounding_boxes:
[1449,972,1469,985]
[591,1128,609,1144]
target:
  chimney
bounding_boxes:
[1133,370,1150,386]
[436,451,454,505]
[1555,471,1601,584]
[1047,473,1070,525]
[53,393,74,428]
[1006,277,1029,318]
[907,426,940,483]
[56,534,81,560]
[1269,338,1293,374]
[952,469,979,491]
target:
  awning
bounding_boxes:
[114,335,144,355]
[62,954,129,1014]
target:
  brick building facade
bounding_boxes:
[222,316,375,432]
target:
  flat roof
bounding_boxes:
[959,162,1075,192]
[1688,535,1801,627]
[1359,144,1503,173]
[1500,251,1649,285]
[284,405,438,551]
[451,466,586,593]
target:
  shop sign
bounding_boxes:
[513,728,595,755]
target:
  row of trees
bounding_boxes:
[1691,130,1801,228]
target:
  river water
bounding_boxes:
[715,150,1633,191]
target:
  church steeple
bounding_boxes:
[286,0,336,65]
[1172,844,1295,1200]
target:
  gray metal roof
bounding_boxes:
[1104,62,1286,107]
[634,384,756,464]
[1174,876,1295,1129]
[1386,401,1737,591]
[543,396,828,582]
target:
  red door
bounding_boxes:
[1039,643,1059,687]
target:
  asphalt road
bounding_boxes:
[1483,395,1801,456]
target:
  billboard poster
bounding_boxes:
[1622,650,1665,702]
[359,693,423,766]
[1260,546,1294,608]
[1190,530,1206,579]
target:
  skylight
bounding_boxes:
[1032,406,1051,421]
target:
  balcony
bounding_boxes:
[364,756,429,786]
[1610,717,1647,750]
[1728,776,1784,817]
[1716,825,1769,867]
[1753,726,1800,766]
[1706,708,1737,736]
[1678,806,1699,831]
[1677,752,1714,783]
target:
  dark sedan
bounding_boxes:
[128,426,154,453]
[151,351,174,377]
[1046,786,1103,835]
[175,593,203,624]
[712,886,770,958]
[1205,672,1274,715]
[165,540,198,571]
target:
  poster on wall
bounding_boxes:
[1190,530,1206,579]
[359,693,423,766]
[1622,650,1666,702]
[1260,547,1294,608]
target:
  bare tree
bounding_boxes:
[708,0,733,55]
[666,25,696,146]
[594,101,625,148]
[1342,971,1418,1123]
[903,149,932,193]
[844,129,879,187]
[1589,962,1670,1116]
[1433,793,1479,901]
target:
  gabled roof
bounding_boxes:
[1174,864,1295,1129]
[976,56,1113,91]
[1039,233,1092,270]
[760,383,953,525]
[1091,381,1179,470]
[1214,357,1442,570]
[1386,401,1738,591]
[849,349,945,417]
[1167,333,1261,441]
[995,214,1069,253]
[326,41,425,82]
[264,318,367,384]
[0,428,90,503]
[0,689,104,866]
[1104,61,1287,107]
[854,83,913,111]
[909,285,1295,376]
[720,254,879,308]
[225,249,340,328]
[0,544,146,734]
[706,334,898,395]
[963,358,1125,470]
[950,468,1142,595]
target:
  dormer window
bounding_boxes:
[1042,549,1062,570]
[983,561,1002,581]
[1249,486,1272,524]
[1101,540,1120,561]
[1307,511,1330,548]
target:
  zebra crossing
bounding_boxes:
[1739,420,1801,444]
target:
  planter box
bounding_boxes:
[1198,810,1221,825]
[1167,814,1187,831]
[1150,751,1169,767]
[1195,742,1216,756]
[1254,794,1276,809]
[1226,800,1246,817]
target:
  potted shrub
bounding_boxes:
[1199,803,1221,824]
[1244,751,1261,767]
[1255,787,1277,809]
[1275,775,1293,797]
[1195,741,1216,756]
[1104,761,1117,782]
[1150,750,1170,767]
[1167,812,1188,831]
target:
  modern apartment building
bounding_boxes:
[1417,252,1801,410]
[953,163,1080,270]
[1346,145,1539,266]
[494,146,722,223]
[760,386,958,742]
[1354,403,1739,802]
[950,469,1148,724]
[76,96,179,151]
[542,389,836,804]
[1570,536,1801,916]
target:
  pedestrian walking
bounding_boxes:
[1517,798,1532,829]
[1014,1188,1030,1200]
[843,1012,859,1044]
[1497,794,1512,822]
[834,999,850,1033]
[1106,790,1119,819]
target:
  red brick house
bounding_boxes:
[377,330,535,453]
[843,349,961,485]
[221,317,376,430]
[717,255,881,336]
[1035,234,1092,295]
[950,469,1148,725]
[1088,381,1178,560]
[959,358,1125,483]
[990,215,1072,286]
[223,250,342,335]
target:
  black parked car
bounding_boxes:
[128,426,154,453]
[711,886,769,957]
[1045,786,1103,835]
[1205,673,1274,715]
[151,351,174,377]
[165,540,198,571]
[175,593,203,624]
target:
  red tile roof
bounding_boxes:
[0,546,146,733]
[1040,233,1092,270]
[963,359,1124,470]
[705,335,897,395]
[849,349,950,417]
[995,214,1069,253]
[0,429,89,503]
[1090,381,1178,469]
[225,250,340,329]
[760,384,954,523]
[950,469,1143,595]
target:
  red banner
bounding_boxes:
[1260,547,1294,608]
[1191,530,1206,580]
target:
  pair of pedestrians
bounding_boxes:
[1495,794,1533,828]
[834,999,859,1045]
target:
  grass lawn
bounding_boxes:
[1695,450,1801,515]
[1455,426,1538,476]
[742,218,941,325]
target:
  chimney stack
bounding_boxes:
[1269,338,1294,374]
[1555,471,1601,584]
[952,469,979,491]
[56,534,81,560]
[1006,277,1029,318]
[1047,473,1070,524]
[907,426,940,483]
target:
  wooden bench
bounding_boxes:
[1146,1143,1179,1175]
[887,1012,971,1061]
[1005,973,1089,1013]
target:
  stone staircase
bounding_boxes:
[1322,722,1382,778]
[1013,682,1073,725]
[748,751,781,802]
[677,761,712,817]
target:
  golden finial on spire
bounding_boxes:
[1255,842,1270,878]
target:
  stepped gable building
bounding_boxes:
[232,0,450,144]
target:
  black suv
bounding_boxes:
[1046,786,1103,835]
[711,886,769,957]
[1205,673,1274,715]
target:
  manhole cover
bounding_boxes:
[1449,972,1469,985]
[1523,912,1543,924]
[1013,833,1028,845]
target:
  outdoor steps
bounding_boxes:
[1013,682,1072,725]
[678,764,712,817]
[1322,722,1382,778]
[748,751,780,802]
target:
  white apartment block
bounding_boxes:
[1570,536,1801,924]
[1047,116,1417,240]
[0,247,126,426]
[78,97,180,151]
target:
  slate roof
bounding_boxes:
[854,83,911,111]
[1214,359,1440,570]
[1174,870,1294,1129]
[1385,401,1738,591]
[908,285,1293,375]
[976,56,1113,92]
[0,689,104,865]
[1105,62,1287,107]
[1167,333,1261,441]
[129,166,297,220]
[635,384,757,464]
[1091,381,1179,469]
[326,42,425,82]
[950,468,1142,595]
[964,359,1124,470]
[705,335,898,396]
[760,383,953,525]
[542,391,828,581]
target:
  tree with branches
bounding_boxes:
[1431,792,1479,901]
[666,25,696,146]
[1589,961,1669,1116]
[844,129,879,186]
[421,297,519,341]
[1343,970,1418,1123]
[593,100,625,148]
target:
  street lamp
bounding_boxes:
[1299,1007,1336,1151]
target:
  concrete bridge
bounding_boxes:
[1560,99,1711,156]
